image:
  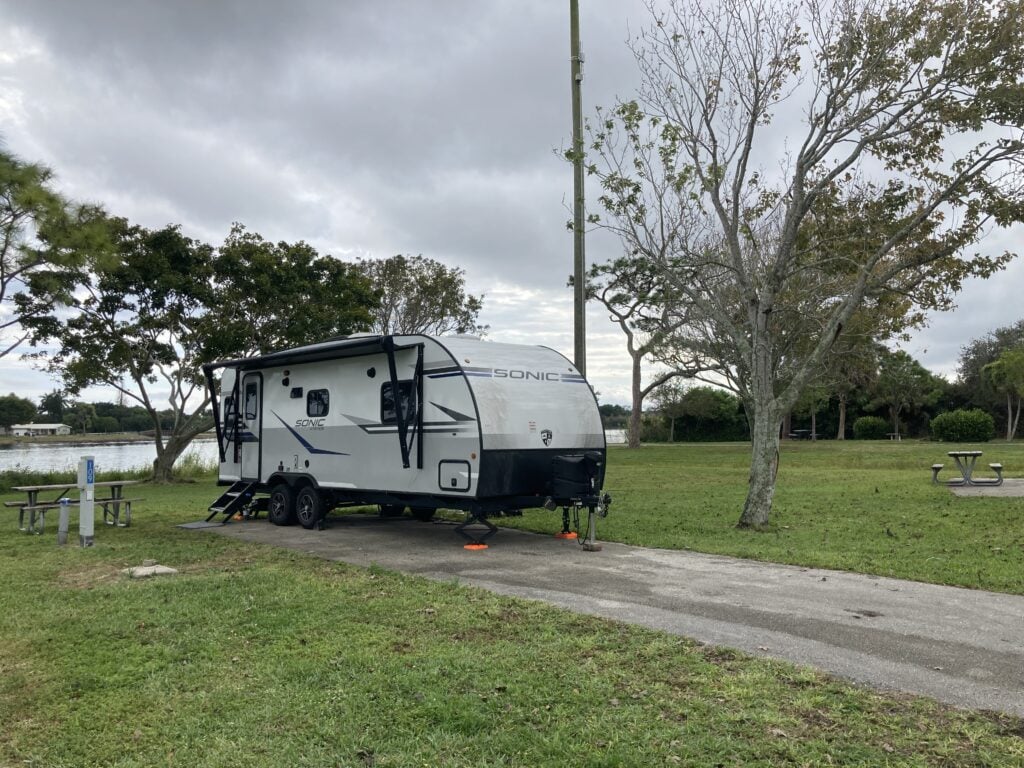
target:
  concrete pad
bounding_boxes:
[950,478,1024,497]
[203,514,1024,716]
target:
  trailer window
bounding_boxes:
[307,389,330,417]
[381,381,416,424]
[244,382,258,420]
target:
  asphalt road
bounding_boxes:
[204,513,1024,716]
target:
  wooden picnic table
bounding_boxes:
[4,480,144,534]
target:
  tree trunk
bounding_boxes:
[891,407,900,439]
[739,410,782,528]
[781,411,792,439]
[810,410,817,441]
[836,394,847,440]
[1012,396,1022,440]
[627,353,643,449]
[1007,392,1014,442]
[151,434,195,483]
[669,415,675,442]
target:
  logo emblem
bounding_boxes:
[541,429,553,446]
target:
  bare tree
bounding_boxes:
[583,256,712,447]
[588,0,1024,527]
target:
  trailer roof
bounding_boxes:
[204,335,418,372]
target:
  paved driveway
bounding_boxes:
[205,514,1024,716]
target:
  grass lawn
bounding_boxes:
[2,444,1023,766]
[501,440,1024,595]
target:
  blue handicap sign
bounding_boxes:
[86,458,95,485]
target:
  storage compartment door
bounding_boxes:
[438,460,471,492]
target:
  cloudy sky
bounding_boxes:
[0,0,1021,408]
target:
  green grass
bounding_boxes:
[500,440,1024,594]
[1,482,1023,767]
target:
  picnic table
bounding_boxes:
[4,480,143,534]
[931,451,1003,487]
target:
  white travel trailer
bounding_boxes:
[203,334,609,544]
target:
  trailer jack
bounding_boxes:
[456,511,497,550]
[554,506,579,540]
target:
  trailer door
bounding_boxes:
[240,372,263,481]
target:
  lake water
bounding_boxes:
[0,438,220,474]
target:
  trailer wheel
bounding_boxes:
[296,486,324,530]
[379,504,406,518]
[268,484,296,526]
[410,507,435,522]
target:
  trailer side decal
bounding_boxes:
[271,412,349,456]
[428,365,588,384]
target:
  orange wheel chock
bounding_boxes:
[554,531,578,540]
[463,542,489,551]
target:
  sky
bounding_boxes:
[0,0,1021,408]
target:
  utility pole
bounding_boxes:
[570,0,586,376]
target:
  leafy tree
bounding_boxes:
[870,351,944,439]
[0,393,36,431]
[597,403,630,429]
[22,219,378,481]
[657,384,749,442]
[65,402,97,434]
[213,224,375,355]
[356,254,485,336]
[93,415,121,434]
[37,390,66,422]
[957,320,1024,433]
[982,348,1024,441]
[1,148,109,358]
[585,0,1024,527]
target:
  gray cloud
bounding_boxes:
[0,0,1020,408]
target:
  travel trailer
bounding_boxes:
[203,334,610,545]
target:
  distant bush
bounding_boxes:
[930,409,995,443]
[852,416,889,440]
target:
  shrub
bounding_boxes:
[930,409,995,443]
[852,416,889,440]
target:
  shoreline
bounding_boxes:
[0,433,216,449]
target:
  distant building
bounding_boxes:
[11,423,72,437]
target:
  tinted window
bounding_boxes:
[381,381,416,424]
[223,395,236,442]
[307,389,329,417]
[244,383,258,420]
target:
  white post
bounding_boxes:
[78,455,95,547]
[57,498,71,545]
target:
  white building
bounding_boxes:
[11,423,72,436]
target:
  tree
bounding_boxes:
[356,254,485,336]
[584,256,710,447]
[0,148,109,358]
[982,349,1024,441]
[870,350,944,438]
[586,0,1024,527]
[65,402,97,434]
[212,224,375,355]
[0,393,36,431]
[22,219,378,481]
[957,320,1024,430]
[37,390,66,422]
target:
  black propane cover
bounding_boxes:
[551,452,603,499]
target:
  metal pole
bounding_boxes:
[570,0,587,376]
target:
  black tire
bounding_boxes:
[410,507,435,522]
[379,504,406,518]
[296,486,324,530]
[268,484,296,526]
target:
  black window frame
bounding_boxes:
[306,388,330,417]
[244,382,258,420]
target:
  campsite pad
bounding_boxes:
[949,478,1024,497]
[201,513,1024,716]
